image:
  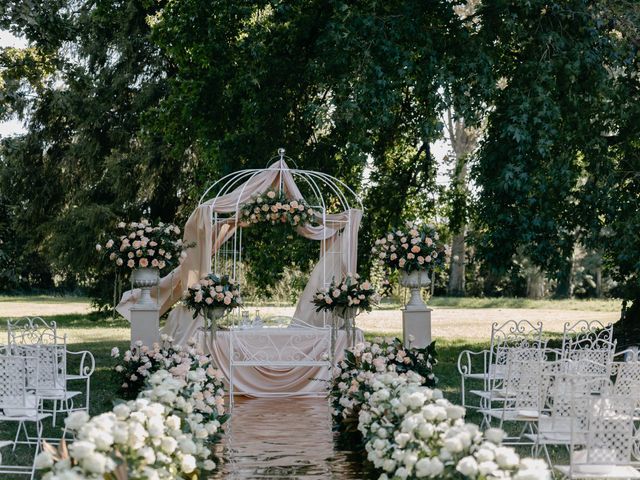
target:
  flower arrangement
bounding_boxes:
[237,188,319,227]
[372,222,448,273]
[112,335,226,408]
[358,373,550,480]
[36,385,220,479]
[183,273,242,319]
[96,219,191,273]
[330,338,437,429]
[312,274,379,315]
[37,338,230,479]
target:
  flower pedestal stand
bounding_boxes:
[400,270,432,349]
[130,267,161,347]
[335,306,358,350]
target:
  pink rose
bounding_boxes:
[139,258,149,268]
[127,259,135,268]
[223,296,232,305]
[194,292,203,303]
[411,245,420,254]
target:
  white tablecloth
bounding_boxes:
[196,328,363,397]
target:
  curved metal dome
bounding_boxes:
[198,148,363,214]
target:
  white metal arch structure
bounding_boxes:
[197,148,364,328]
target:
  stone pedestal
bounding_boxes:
[402,307,432,349]
[130,303,160,347]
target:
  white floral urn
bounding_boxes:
[399,270,431,311]
[132,267,160,305]
[204,306,227,335]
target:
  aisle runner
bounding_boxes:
[211,397,368,479]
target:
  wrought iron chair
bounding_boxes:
[555,390,640,479]
[457,319,543,410]
[7,317,95,425]
[480,345,548,440]
[0,353,50,479]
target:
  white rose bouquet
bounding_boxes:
[238,188,319,227]
[358,374,550,480]
[36,397,212,479]
[330,338,437,430]
[372,222,448,273]
[183,273,242,319]
[312,274,379,314]
[96,218,192,273]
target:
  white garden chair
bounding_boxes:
[480,346,547,441]
[7,318,95,426]
[555,391,640,479]
[0,353,50,479]
[527,361,612,467]
[457,319,543,410]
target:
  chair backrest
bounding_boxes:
[564,337,616,378]
[487,320,544,385]
[504,350,547,412]
[11,343,67,393]
[7,317,58,346]
[613,361,640,400]
[0,354,36,415]
[570,393,636,474]
[536,362,610,439]
[561,320,613,353]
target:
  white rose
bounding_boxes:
[456,456,479,476]
[33,451,54,469]
[161,436,178,454]
[82,452,108,474]
[203,459,217,470]
[181,454,197,473]
[485,427,505,444]
[495,447,520,468]
[69,440,95,460]
[65,411,90,431]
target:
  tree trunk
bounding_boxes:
[595,267,603,298]
[555,256,574,299]
[448,231,466,296]
[526,268,546,299]
[614,296,640,348]
[444,109,479,297]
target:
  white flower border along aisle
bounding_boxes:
[35,343,228,480]
[332,342,550,480]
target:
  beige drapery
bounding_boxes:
[116,160,362,344]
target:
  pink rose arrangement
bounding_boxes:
[96,218,192,273]
[312,273,379,314]
[238,188,319,227]
[372,221,448,273]
[183,273,242,319]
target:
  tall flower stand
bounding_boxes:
[130,267,161,347]
[400,270,432,348]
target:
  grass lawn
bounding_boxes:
[0,296,605,477]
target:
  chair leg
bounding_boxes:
[12,421,22,452]
[52,399,57,426]
[30,420,44,480]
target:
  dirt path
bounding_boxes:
[254,306,618,341]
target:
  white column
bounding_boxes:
[130,303,160,347]
[402,306,432,349]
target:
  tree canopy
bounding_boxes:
[1,0,639,326]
